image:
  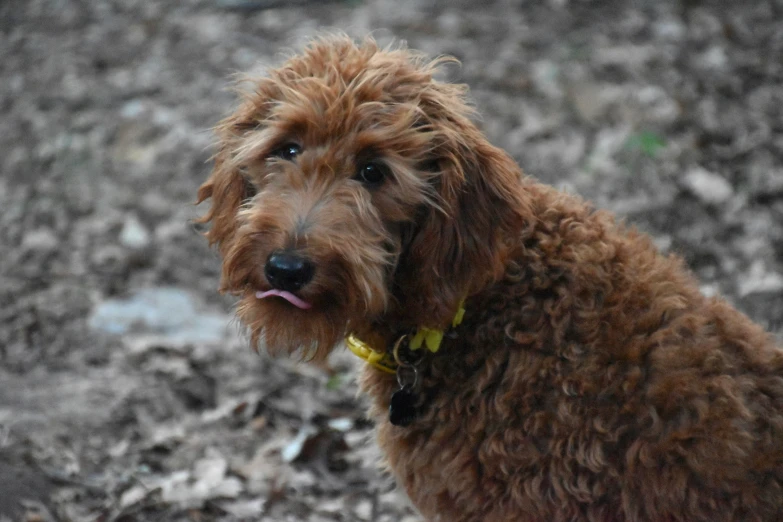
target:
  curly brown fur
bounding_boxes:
[197,35,783,521]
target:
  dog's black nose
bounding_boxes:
[264,251,314,292]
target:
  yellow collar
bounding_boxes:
[345,301,466,374]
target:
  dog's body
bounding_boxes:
[198,36,783,521]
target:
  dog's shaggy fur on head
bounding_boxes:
[198,36,783,521]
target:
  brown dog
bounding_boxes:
[197,36,783,521]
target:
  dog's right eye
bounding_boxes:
[269,143,302,161]
[356,161,389,187]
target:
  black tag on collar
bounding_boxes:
[389,387,418,427]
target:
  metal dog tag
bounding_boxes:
[389,387,417,427]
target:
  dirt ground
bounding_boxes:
[1,0,782,520]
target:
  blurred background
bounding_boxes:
[1,0,782,520]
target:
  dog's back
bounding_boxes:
[368,183,783,521]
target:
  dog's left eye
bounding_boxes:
[355,162,389,186]
[270,143,302,161]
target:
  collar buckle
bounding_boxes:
[345,299,466,372]
[345,334,397,374]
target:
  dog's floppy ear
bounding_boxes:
[195,101,261,256]
[395,85,530,326]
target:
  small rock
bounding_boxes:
[281,425,318,463]
[119,213,151,250]
[652,235,672,253]
[698,45,728,70]
[750,167,783,200]
[108,440,130,458]
[91,245,129,273]
[119,485,148,509]
[567,82,619,123]
[327,418,354,432]
[654,18,686,40]
[158,470,192,505]
[211,476,243,499]
[318,498,344,514]
[683,167,734,205]
[21,228,59,254]
[146,424,186,450]
[154,220,187,242]
[87,287,229,343]
[737,260,783,297]
[634,86,681,124]
[700,283,720,298]
[141,192,173,219]
[120,99,145,119]
[436,11,462,34]
[530,60,563,99]
[584,125,631,174]
[192,454,228,490]
[218,499,265,518]
[155,450,244,508]
[354,499,373,520]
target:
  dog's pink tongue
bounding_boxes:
[256,289,312,310]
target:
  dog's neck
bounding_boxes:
[351,177,530,355]
[346,298,466,377]
[353,297,466,349]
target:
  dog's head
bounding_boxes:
[197,36,526,358]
